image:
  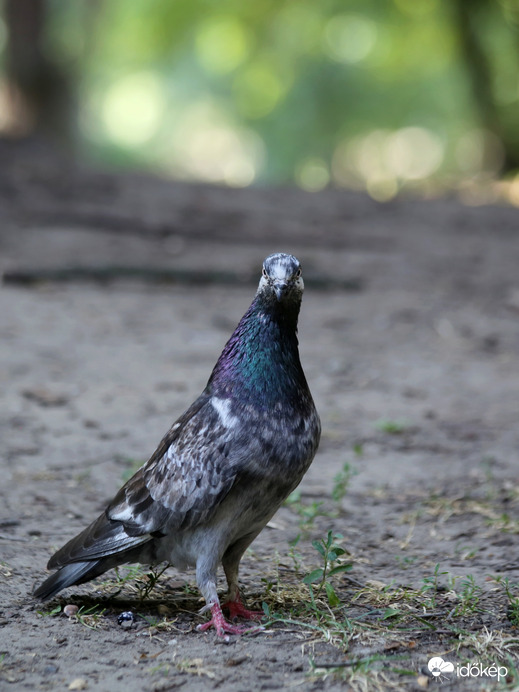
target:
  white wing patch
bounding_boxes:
[109,505,135,522]
[211,397,239,429]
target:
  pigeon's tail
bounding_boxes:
[33,512,154,601]
[33,560,105,601]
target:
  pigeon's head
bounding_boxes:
[258,253,303,303]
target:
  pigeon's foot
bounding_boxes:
[197,602,262,637]
[222,596,263,622]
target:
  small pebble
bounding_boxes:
[64,604,79,618]
[117,611,136,629]
[68,679,87,691]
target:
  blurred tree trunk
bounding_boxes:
[5,0,75,145]
[454,0,519,172]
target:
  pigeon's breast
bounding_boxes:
[230,394,321,486]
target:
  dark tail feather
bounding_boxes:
[33,560,104,601]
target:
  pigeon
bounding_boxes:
[34,252,321,636]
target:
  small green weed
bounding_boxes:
[452,575,483,616]
[287,534,304,573]
[303,530,352,607]
[374,419,408,434]
[37,605,61,617]
[284,489,330,533]
[110,562,170,601]
[352,442,364,456]
[499,578,519,627]
[394,555,417,569]
[75,604,106,630]
[134,563,170,601]
[420,563,448,607]
[332,462,358,502]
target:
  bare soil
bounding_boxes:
[1,141,519,690]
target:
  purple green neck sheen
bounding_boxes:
[207,292,307,404]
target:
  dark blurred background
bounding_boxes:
[1,0,519,203]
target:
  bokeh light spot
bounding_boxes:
[456,129,505,175]
[164,101,265,186]
[296,158,330,191]
[323,15,377,64]
[195,17,251,75]
[102,72,166,147]
[332,127,443,197]
[507,174,519,206]
[367,176,398,202]
[233,61,287,119]
[273,5,323,55]
[386,127,444,180]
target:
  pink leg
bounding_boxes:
[221,593,263,621]
[196,601,261,637]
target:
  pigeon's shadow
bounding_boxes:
[35,584,266,632]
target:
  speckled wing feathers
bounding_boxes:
[47,392,242,569]
[108,393,240,534]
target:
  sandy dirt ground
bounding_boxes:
[1,142,519,690]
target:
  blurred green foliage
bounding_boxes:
[2,0,519,199]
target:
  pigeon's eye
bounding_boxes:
[262,268,268,279]
[295,268,302,278]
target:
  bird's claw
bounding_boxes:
[197,602,264,637]
[196,620,257,636]
[221,599,264,622]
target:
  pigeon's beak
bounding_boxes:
[273,281,288,301]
